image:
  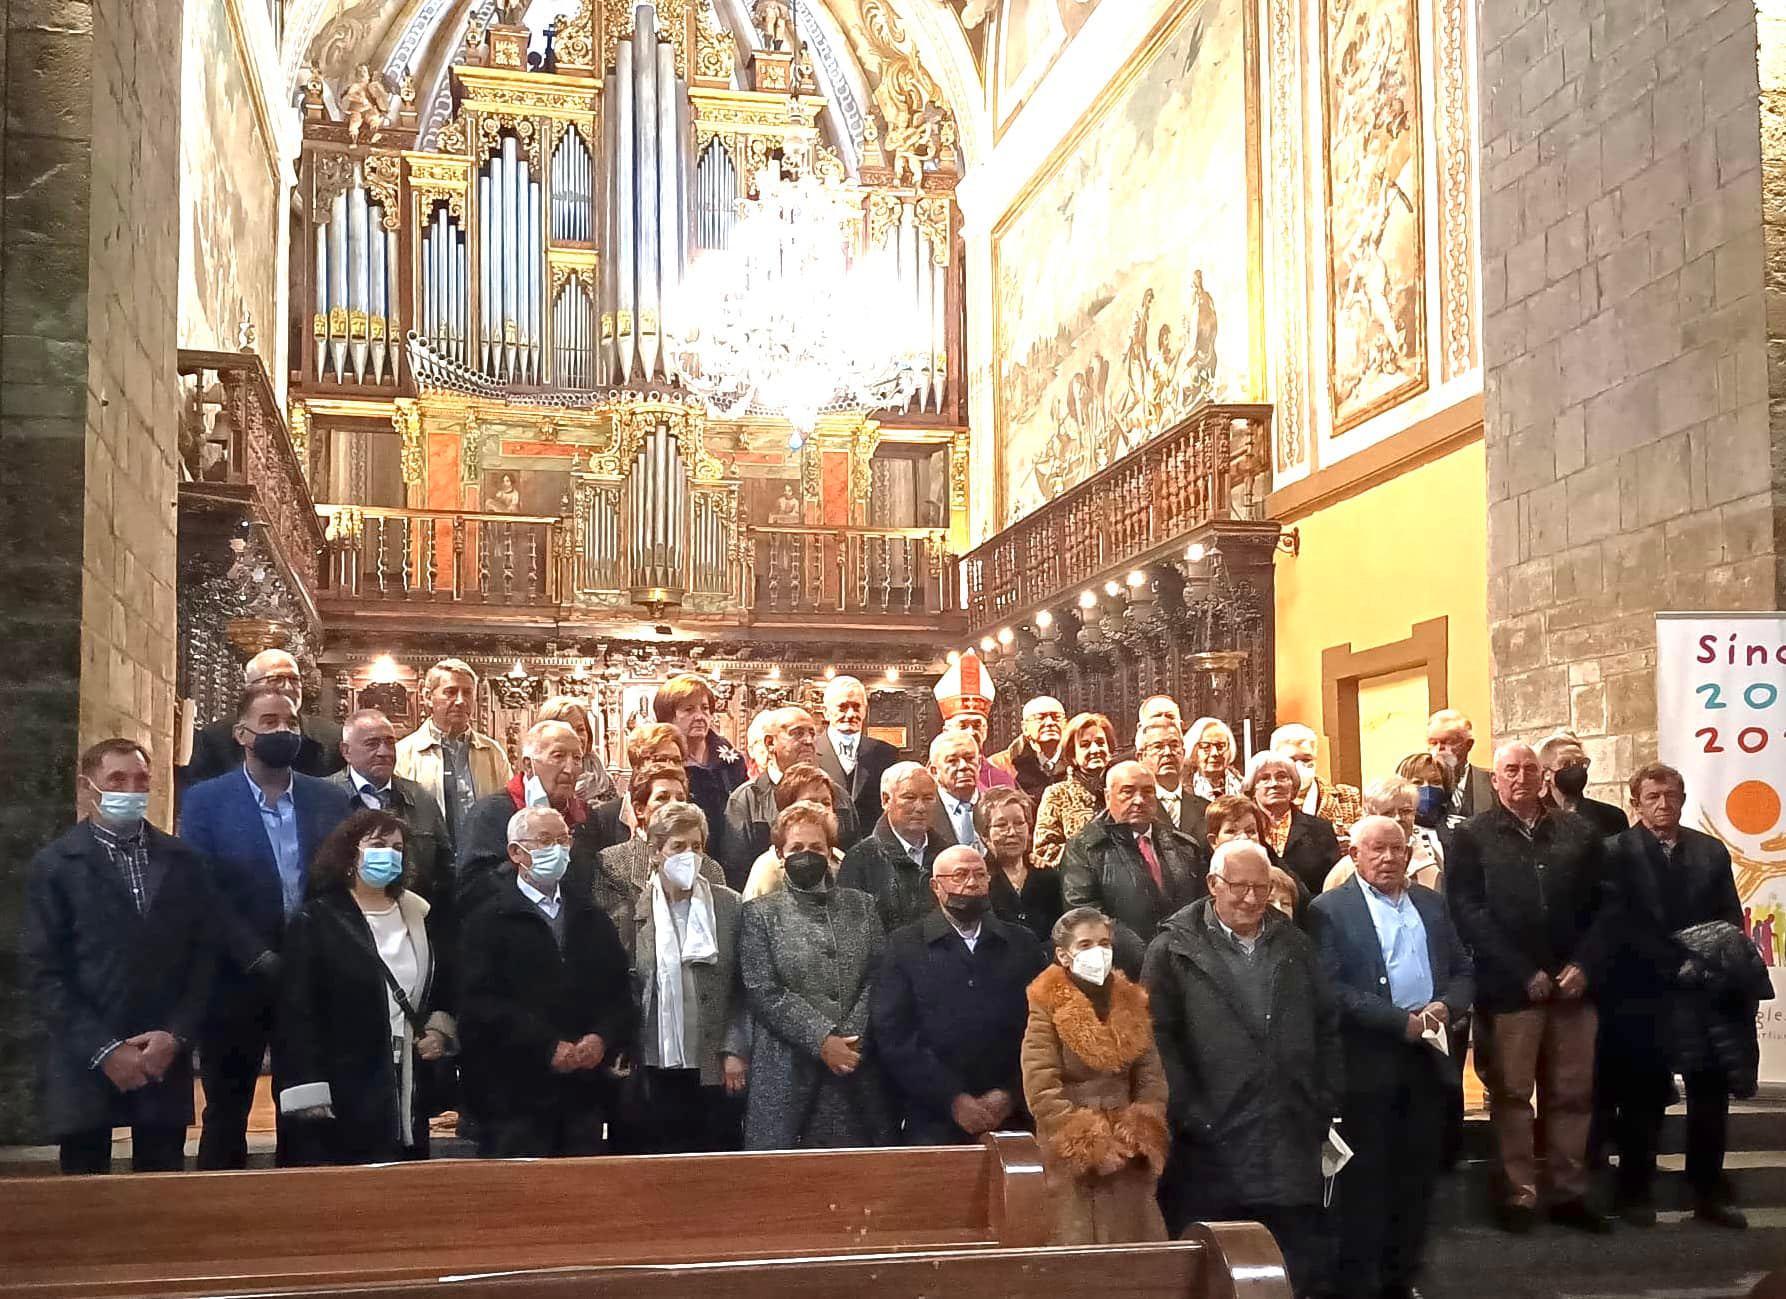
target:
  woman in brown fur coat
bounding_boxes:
[1021,905,1170,1244]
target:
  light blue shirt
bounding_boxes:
[939,790,980,849]
[245,768,303,917]
[1360,879,1434,1010]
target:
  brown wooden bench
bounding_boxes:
[0,1135,1287,1299]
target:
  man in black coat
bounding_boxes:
[1538,731,1629,839]
[1601,762,1750,1228]
[1313,816,1474,1299]
[21,739,214,1174]
[330,708,450,905]
[839,762,946,933]
[1448,741,1615,1233]
[1143,839,1340,1297]
[1427,707,1496,824]
[872,845,1047,1143]
[457,806,634,1157]
[179,649,343,792]
[1136,718,1209,845]
[815,674,900,838]
[1060,762,1206,977]
[723,705,859,888]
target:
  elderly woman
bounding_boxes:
[1244,750,1342,897]
[1186,717,1244,799]
[979,785,1064,943]
[744,799,843,900]
[742,763,845,899]
[655,673,747,854]
[1325,775,1445,894]
[627,801,748,1153]
[538,695,617,806]
[275,809,456,1165]
[738,801,892,1149]
[1021,906,1168,1244]
[597,759,727,956]
[1033,712,1116,871]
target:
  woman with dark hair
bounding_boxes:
[275,809,456,1165]
[978,785,1063,943]
[596,759,727,957]
[655,673,747,854]
[1033,713,1116,871]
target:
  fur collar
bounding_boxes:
[1027,963,1154,1074]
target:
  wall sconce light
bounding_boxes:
[885,666,900,683]
[1277,527,1301,557]
[1126,570,1148,589]
[1103,580,1122,599]
[369,654,401,684]
[1077,589,1098,610]
[1034,608,1054,631]
[980,636,997,653]
[508,660,528,679]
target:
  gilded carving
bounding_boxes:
[1434,0,1477,380]
[435,113,468,153]
[312,154,355,221]
[916,197,952,267]
[800,440,821,501]
[393,399,425,486]
[696,5,738,83]
[363,153,402,230]
[462,412,485,484]
[409,155,470,222]
[479,112,543,168]
[288,400,312,485]
[848,418,882,521]
[949,429,969,515]
[604,0,691,77]
[866,191,901,248]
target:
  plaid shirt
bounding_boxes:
[91,823,151,915]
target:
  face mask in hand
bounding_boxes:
[1069,945,1113,986]
[358,847,404,888]
[663,850,700,891]
[249,728,304,770]
[783,849,829,891]
[1415,784,1447,829]
[93,789,149,829]
[943,892,990,924]
[1553,763,1590,799]
[526,843,570,883]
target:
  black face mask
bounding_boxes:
[1554,764,1590,799]
[783,850,830,891]
[248,728,304,770]
[942,892,990,924]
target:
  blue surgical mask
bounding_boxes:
[94,789,149,829]
[1415,785,1447,828]
[358,847,404,888]
[527,843,570,883]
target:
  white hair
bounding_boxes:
[523,719,582,758]
[824,675,867,704]
[1427,708,1473,736]
[1210,838,1271,878]
[1022,695,1065,718]
[1493,739,1538,768]
[1135,716,1184,748]
[1348,813,1407,847]
[245,649,298,680]
[1241,749,1298,794]
[506,805,565,846]
[1361,776,1416,815]
[1270,723,1317,749]
[881,760,931,797]
[929,728,979,763]
[1187,716,1237,760]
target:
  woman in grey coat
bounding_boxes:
[739,801,892,1149]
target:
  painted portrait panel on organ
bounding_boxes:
[993,0,1258,526]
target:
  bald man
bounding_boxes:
[457,720,592,916]
[180,649,343,790]
[815,675,900,833]
[1448,741,1615,1234]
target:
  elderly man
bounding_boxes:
[1313,816,1473,1299]
[457,806,634,1157]
[1448,741,1614,1232]
[457,719,588,915]
[181,649,343,788]
[934,651,1014,790]
[330,709,449,904]
[723,706,858,887]
[1272,723,1363,838]
[1144,839,1339,1296]
[1536,731,1628,839]
[1601,763,1751,1228]
[178,686,352,1168]
[990,695,1068,800]
[22,740,215,1174]
[815,674,899,833]
[396,659,512,853]
[1136,718,1207,842]
[1426,708,1495,823]
[839,762,945,932]
[1060,760,1205,977]
[929,728,989,850]
[872,845,1047,1143]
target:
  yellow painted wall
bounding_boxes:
[1273,436,1491,781]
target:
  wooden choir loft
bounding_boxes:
[174,0,1284,774]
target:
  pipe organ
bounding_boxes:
[312,159,402,386]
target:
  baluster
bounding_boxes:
[477,517,490,600]
[836,533,847,614]
[400,516,414,595]
[788,536,803,610]
[503,522,516,599]
[452,515,466,599]
[375,516,389,594]
[877,536,893,612]
[902,538,916,613]
[424,518,438,596]
[767,536,783,611]
[529,526,542,598]
[808,535,822,614]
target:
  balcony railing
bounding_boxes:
[318,506,564,605]
[749,526,959,620]
[178,349,326,595]
[962,403,1273,633]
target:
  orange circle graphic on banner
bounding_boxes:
[1726,780,1782,836]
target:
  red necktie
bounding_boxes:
[1137,832,1163,889]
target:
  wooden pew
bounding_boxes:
[0,1136,1287,1299]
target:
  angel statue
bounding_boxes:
[493,0,529,23]
[754,0,796,51]
[341,64,392,144]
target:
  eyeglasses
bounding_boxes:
[1138,743,1181,757]
[251,672,301,688]
[935,869,990,884]
[1214,880,1270,898]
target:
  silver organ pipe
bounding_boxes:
[635,17,659,381]
[527,177,542,382]
[313,227,328,380]
[311,164,401,386]
[613,37,636,382]
[695,139,736,251]
[552,128,594,242]
[501,137,518,380]
[479,174,494,373]
[328,189,348,381]
[474,135,544,383]
[420,205,470,372]
[390,227,404,380]
[369,207,387,384]
[347,184,369,381]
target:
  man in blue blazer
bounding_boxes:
[179,685,351,1168]
[1313,815,1474,1299]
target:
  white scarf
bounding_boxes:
[649,873,720,1069]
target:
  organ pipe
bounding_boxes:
[613,37,636,382]
[310,162,403,386]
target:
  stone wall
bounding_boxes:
[1478,0,1785,791]
[0,0,184,1142]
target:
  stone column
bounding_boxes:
[0,0,185,1142]
[1478,0,1785,786]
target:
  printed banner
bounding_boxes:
[1655,612,1786,1085]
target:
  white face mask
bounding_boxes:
[523,773,552,808]
[1069,946,1113,986]
[662,850,699,891]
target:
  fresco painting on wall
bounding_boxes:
[993,0,1105,131]
[992,0,1256,525]
[480,467,570,517]
[1323,0,1428,431]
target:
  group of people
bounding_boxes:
[22,648,1773,1299]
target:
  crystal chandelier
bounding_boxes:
[665,147,928,449]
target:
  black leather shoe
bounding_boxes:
[1549,1199,1615,1233]
[1617,1201,1658,1228]
[1694,1201,1748,1229]
[1495,1203,1537,1233]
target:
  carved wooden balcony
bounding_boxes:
[747,526,964,631]
[962,403,1274,637]
[318,506,564,610]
